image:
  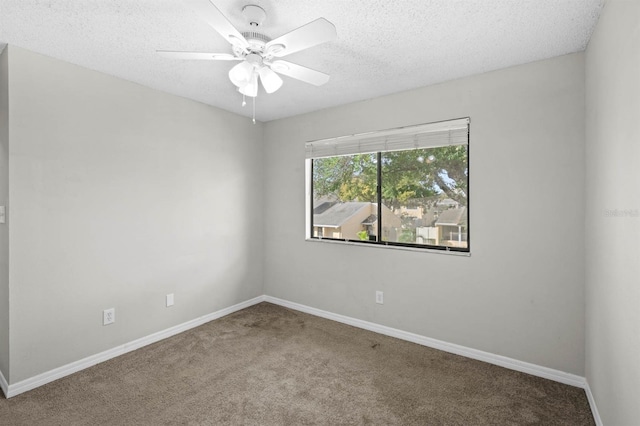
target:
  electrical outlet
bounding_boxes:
[103,308,115,325]
[375,291,384,305]
[166,293,174,307]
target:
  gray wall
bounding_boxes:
[264,53,586,375]
[7,46,264,383]
[0,46,9,382]
[585,0,640,423]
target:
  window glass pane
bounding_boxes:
[312,153,378,241]
[381,146,468,248]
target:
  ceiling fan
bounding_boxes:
[158,0,337,100]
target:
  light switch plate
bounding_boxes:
[166,293,174,307]
[0,206,5,224]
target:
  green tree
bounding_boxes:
[313,146,468,208]
[313,153,377,202]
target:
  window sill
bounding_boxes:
[305,237,471,257]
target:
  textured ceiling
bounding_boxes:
[0,0,603,122]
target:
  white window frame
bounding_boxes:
[305,117,470,254]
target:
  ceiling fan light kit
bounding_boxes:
[158,0,337,122]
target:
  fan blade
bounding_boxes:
[239,71,259,97]
[184,0,249,50]
[157,51,241,61]
[265,18,336,58]
[269,60,330,86]
[258,67,283,94]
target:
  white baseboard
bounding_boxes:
[264,296,587,389]
[5,295,266,398]
[584,381,603,426]
[4,293,599,424]
[0,367,8,398]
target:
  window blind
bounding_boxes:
[305,117,469,159]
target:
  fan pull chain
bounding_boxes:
[242,93,246,107]
[252,96,256,124]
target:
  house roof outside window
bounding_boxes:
[434,207,467,227]
[313,202,371,227]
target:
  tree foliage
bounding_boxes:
[312,146,468,208]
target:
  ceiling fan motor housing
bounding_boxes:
[233,31,271,56]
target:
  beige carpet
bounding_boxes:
[0,302,594,425]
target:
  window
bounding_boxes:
[306,118,469,252]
